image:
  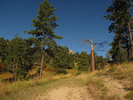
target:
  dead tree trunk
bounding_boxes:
[78,38,106,72]
[90,40,95,72]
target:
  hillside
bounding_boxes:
[1,62,133,100]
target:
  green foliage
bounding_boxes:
[25,0,63,47]
[103,52,111,64]
[74,51,79,63]
[77,51,90,71]
[4,34,36,80]
[0,37,8,63]
[24,0,63,78]
[108,37,127,63]
[94,54,105,70]
[71,67,78,70]
[101,60,105,69]
[32,48,42,66]
[104,0,132,62]
[52,46,74,69]
[54,68,67,75]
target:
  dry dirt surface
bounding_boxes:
[33,73,129,100]
[102,75,128,100]
[34,76,92,100]
[39,86,92,100]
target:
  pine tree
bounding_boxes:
[0,38,8,64]
[52,46,69,69]
[78,51,90,72]
[6,34,33,81]
[103,0,132,61]
[7,34,23,81]
[108,36,127,62]
[25,0,63,79]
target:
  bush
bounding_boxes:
[78,65,89,72]
[54,69,67,75]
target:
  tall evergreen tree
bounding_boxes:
[52,46,72,69]
[24,0,63,79]
[78,51,90,72]
[103,0,132,61]
[0,38,8,64]
[6,34,33,81]
[7,34,24,81]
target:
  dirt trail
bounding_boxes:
[34,76,92,100]
[34,74,129,100]
[4,72,129,100]
[101,75,128,100]
[41,86,91,100]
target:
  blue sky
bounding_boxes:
[0,0,115,58]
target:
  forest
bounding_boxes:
[0,0,133,99]
[0,35,110,82]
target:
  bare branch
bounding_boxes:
[78,38,108,51]
[77,38,91,47]
[77,38,108,72]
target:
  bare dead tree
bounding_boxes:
[78,38,107,72]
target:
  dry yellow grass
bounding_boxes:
[0,72,13,82]
[0,71,72,99]
[53,74,72,80]
[1,62,133,100]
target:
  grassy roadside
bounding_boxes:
[0,67,79,99]
[0,71,72,99]
[1,62,133,100]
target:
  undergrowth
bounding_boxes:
[0,72,72,99]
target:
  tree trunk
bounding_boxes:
[15,59,18,82]
[13,59,15,81]
[128,22,133,59]
[119,40,122,63]
[90,40,95,72]
[126,33,130,61]
[8,62,11,83]
[40,34,46,79]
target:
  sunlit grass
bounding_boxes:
[0,71,72,99]
[1,62,133,99]
[0,72,13,82]
[109,62,133,80]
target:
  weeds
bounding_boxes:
[0,72,72,98]
[107,62,133,81]
[108,94,120,100]
[125,91,133,99]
